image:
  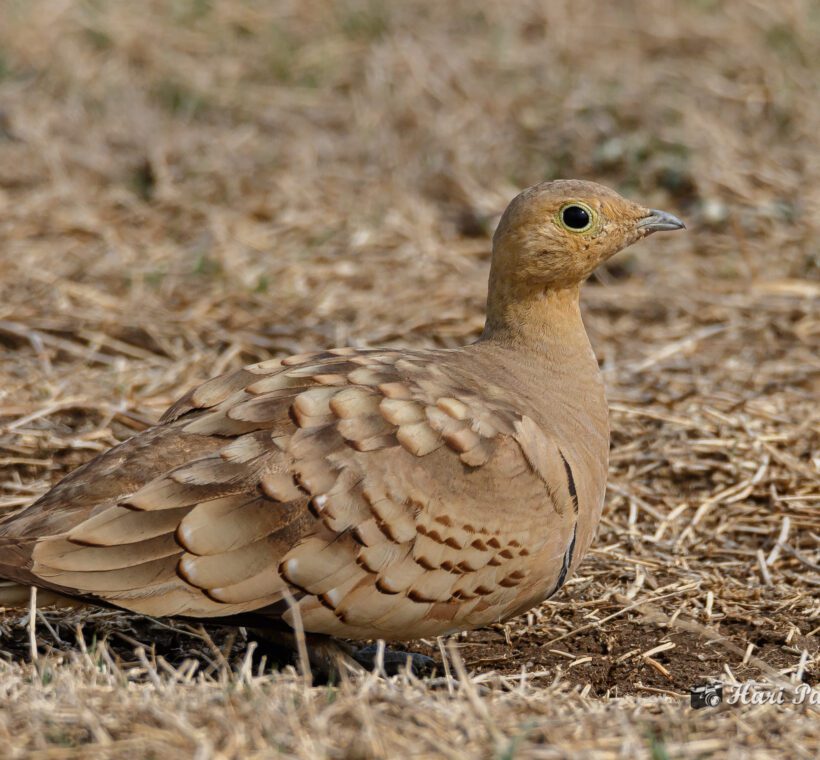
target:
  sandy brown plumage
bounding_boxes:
[0,180,683,641]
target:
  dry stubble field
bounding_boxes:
[0,1,818,757]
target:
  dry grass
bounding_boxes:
[0,0,818,757]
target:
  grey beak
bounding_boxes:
[638,209,686,234]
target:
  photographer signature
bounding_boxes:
[690,681,820,709]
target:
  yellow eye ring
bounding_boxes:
[558,202,595,233]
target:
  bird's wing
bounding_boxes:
[1,348,580,638]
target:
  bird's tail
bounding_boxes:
[0,537,84,608]
[0,580,82,609]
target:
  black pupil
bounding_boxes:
[562,205,590,229]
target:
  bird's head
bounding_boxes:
[491,179,685,291]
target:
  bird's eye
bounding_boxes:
[560,204,593,232]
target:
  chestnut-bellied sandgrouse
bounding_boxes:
[0,180,684,666]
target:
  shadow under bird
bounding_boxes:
[0,180,684,672]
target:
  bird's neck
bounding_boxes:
[481,281,591,363]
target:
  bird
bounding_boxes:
[0,180,684,671]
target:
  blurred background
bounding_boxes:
[0,0,817,707]
[0,1,817,364]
